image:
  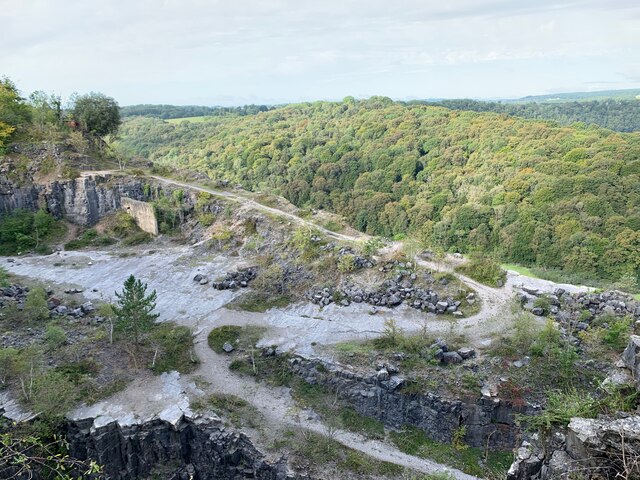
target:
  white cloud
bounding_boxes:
[0,0,638,104]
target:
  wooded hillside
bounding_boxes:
[118,98,640,284]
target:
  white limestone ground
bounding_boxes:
[1,175,594,479]
[3,244,593,479]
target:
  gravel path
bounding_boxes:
[3,173,594,479]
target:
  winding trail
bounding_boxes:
[148,174,369,244]
[8,171,593,479]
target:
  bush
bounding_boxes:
[602,317,633,351]
[43,326,66,350]
[0,210,64,255]
[23,287,49,322]
[456,256,506,287]
[523,389,597,431]
[30,371,78,420]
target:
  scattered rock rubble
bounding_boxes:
[193,266,258,290]
[309,273,471,315]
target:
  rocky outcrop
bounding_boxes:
[622,335,640,387]
[66,415,298,480]
[508,335,640,479]
[286,355,530,448]
[507,416,640,480]
[0,172,151,226]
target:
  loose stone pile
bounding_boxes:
[193,266,258,290]
[0,284,97,319]
[308,272,470,315]
[518,286,640,327]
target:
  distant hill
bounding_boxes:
[120,104,273,119]
[413,97,640,132]
[506,88,640,104]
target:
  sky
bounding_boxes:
[1,0,639,106]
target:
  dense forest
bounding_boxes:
[120,104,273,119]
[413,99,640,132]
[117,97,640,285]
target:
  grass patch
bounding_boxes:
[207,325,266,354]
[165,116,214,124]
[148,323,198,374]
[192,393,263,429]
[226,292,292,312]
[389,426,512,477]
[322,220,344,232]
[292,430,403,478]
[501,263,540,278]
[64,229,115,250]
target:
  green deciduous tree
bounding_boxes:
[71,92,121,137]
[113,275,159,346]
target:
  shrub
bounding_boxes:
[456,256,506,287]
[43,326,66,350]
[602,317,633,351]
[30,371,78,420]
[533,295,551,313]
[523,389,597,431]
[23,287,49,322]
[337,254,356,273]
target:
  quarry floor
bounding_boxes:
[3,243,592,480]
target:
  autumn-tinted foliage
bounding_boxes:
[117,98,640,283]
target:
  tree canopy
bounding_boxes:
[117,98,640,284]
[71,92,121,137]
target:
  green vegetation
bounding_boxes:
[501,263,540,278]
[0,426,102,479]
[71,92,120,137]
[389,425,512,477]
[0,210,66,255]
[118,98,640,289]
[456,256,506,287]
[290,429,404,478]
[113,275,159,346]
[419,97,640,132]
[64,228,115,250]
[226,292,292,312]
[149,323,198,374]
[493,311,638,424]
[120,103,272,120]
[1,77,120,152]
[207,325,266,354]
[191,393,262,429]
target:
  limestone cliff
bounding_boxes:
[66,415,298,480]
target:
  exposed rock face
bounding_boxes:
[287,356,530,448]
[507,416,640,480]
[0,173,151,226]
[66,416,298,480]
[622,335,640,388]
[508,336,640,479]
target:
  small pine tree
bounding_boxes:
[113,275,159,347]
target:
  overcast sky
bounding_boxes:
[1,0,639,106]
